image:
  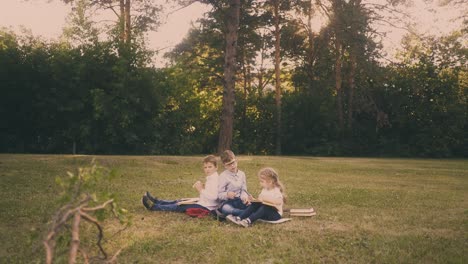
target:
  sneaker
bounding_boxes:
[215,209,226,219]
[226,214,238,224]
[214,209,226,221]
[238,219,251,228]
[145,191,158,203]
[142,195,154,210]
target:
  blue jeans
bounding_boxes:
[238,203,281,223]
[151,199,208,212]
[219,197,248,216]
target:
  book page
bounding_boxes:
[250,198,278,210]
[177,198,199,205]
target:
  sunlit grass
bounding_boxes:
[0,154,467,263]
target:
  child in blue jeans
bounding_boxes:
[216,150,251,217]
[227,167,286,227]
[142,155,219,213]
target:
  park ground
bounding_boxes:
[0,154,467,263]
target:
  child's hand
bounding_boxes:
[242,197,251,205]
[227,191,236,199]
[193,181,203,192]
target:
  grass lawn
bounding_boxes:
[0,154,467,263]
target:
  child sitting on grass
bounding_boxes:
[226,167,286,227]
[216,150,251,217]
[142,155,219,214]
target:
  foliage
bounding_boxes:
[0,0,467,157]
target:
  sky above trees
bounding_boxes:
[0,0,462,65]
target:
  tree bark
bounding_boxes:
[335,39,344,132]
[119,0,125,43]
[347,51,357,129]
[217,0,240,153]
[125,0,131,43]
[273,0,282,155]
[118,0,131,44]
[347,0,361,129]
[306,0,315,95]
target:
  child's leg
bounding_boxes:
[238,203,261,220]
[151,203,185,212]
[220,202,238,215]
[246,205,281,223]
[220,198,247,216]
[145,192,180,205]
[155,199,180,205]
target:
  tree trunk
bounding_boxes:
[274,0,282,155]
[335,39,344,132]
[241,49,248,153]
[257,46,267,95]
[347,0,361,129]
[347,51,357,129]
[217,0,240,153]
[119,0,125,43]
[306,0,315,95]
[125,0,131,43]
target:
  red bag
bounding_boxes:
[185,208,211,218]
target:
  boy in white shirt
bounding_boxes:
[142,155,219,212]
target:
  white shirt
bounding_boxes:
[197,172,219,210]
[258,187,284,215]
[217,169,248,201]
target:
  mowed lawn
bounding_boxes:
[0,154,467,263]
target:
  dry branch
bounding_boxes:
[43,198,120,263]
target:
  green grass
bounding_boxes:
[0,154,467,263]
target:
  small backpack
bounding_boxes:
[185,208,211,218]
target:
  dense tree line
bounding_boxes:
[0,0,466,157]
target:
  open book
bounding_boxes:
[250,198,280,211]
[176,198,199,205]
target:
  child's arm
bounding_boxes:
[199,174,218,201]
[193,181,203,193]
[239,172,250,202]
[257,196,283,206]
[258,189,283,206]
[217,172,229,200]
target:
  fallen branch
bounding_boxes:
[43,162,129,264]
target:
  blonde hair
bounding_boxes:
[258,167,286,203]
[220,150,236,164]
[203,155,217,167]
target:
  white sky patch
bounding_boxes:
[0,0,462,65]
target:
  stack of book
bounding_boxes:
[286,208,316,217]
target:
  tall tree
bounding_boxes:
[177,0,241,153]
[272,0,282,155]
[62,0,100,46]
[329,0,345,132]
[217,0,241,153]
[60,0,162,46]
[259,0,292,155]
